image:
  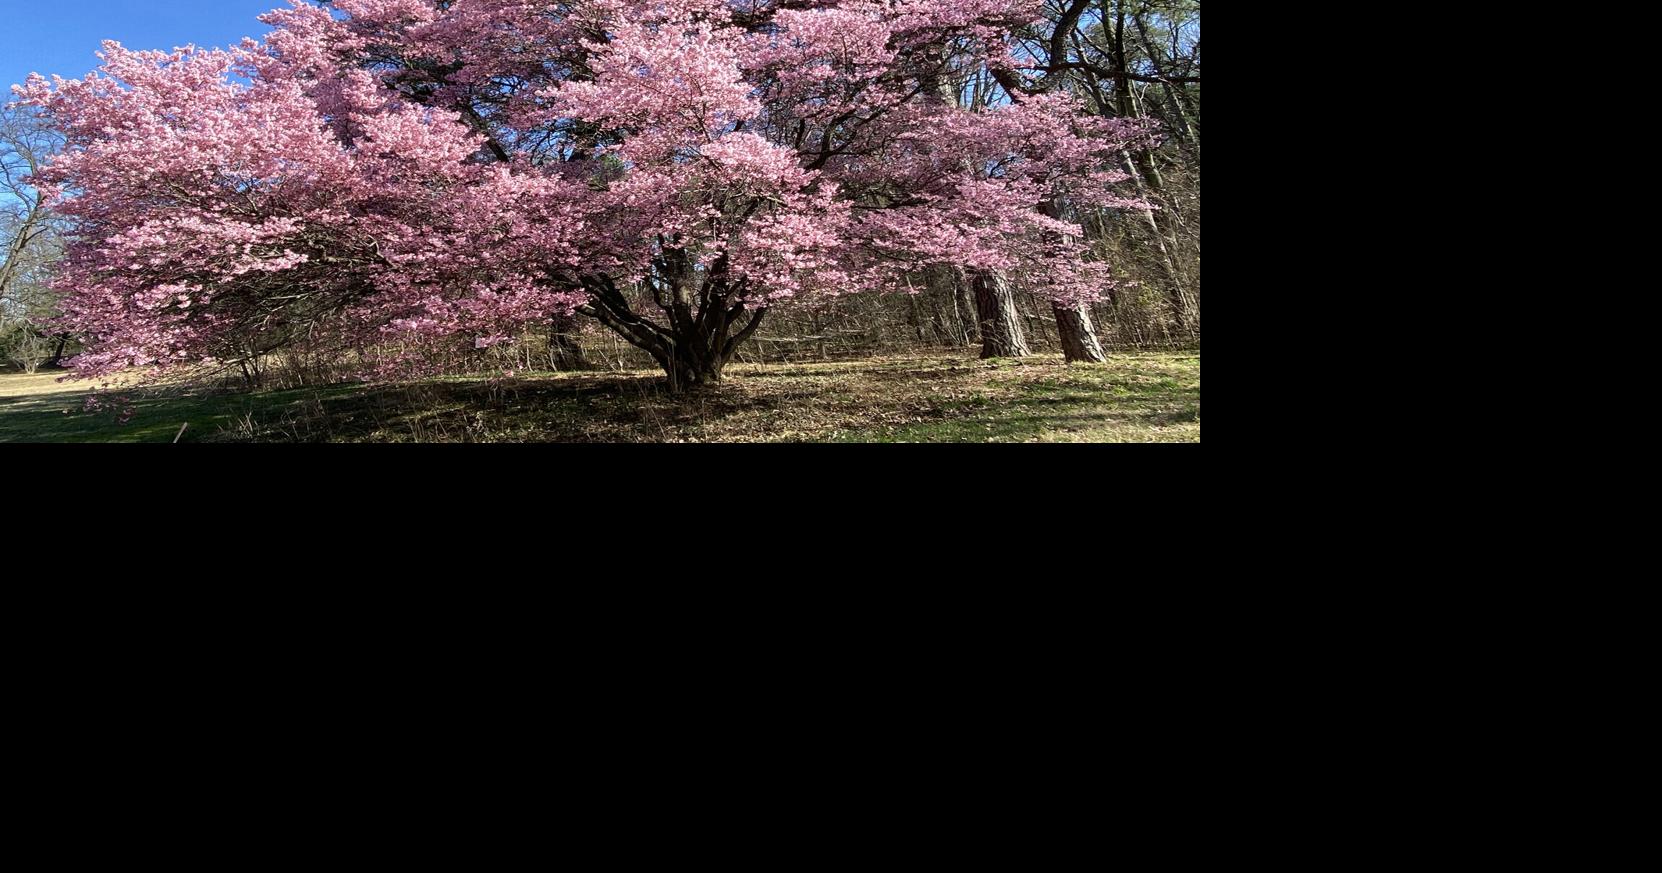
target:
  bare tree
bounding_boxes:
[1,105,66,372]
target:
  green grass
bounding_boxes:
[0,379,365,443]
[0,351,1199,443]
[832,354,1200,443]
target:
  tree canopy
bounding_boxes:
[15,0,1155,388]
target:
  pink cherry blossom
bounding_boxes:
[13,0,1152,387]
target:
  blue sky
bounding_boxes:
[2,0,287,92]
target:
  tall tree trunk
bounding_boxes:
[1054,303,1107,363]
[1038,199,1108,363]
[1105,3,1193,333]
[972,271,1031,359]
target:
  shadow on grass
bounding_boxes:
[0,353,1200,443]
[0,382,367,443]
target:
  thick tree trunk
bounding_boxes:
[1036,198,1107,363]
[1054,303,1108,363]
[972,271,1031,359]
[548,317,587,371]
[576,276,767,394]
[659,309,765,391]
[666,344,727,391]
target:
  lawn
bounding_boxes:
[0,351,1200,443]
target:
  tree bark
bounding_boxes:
[575,275,767,394]
[1054,302,1108,363]
[664,306,766,390]
[46,334,70,369]
[548,317,587,371]
[1036,198,1108,363]
[972,271,1031,359]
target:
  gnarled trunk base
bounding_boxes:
[577,282,767,395]
[664,347,729,393]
